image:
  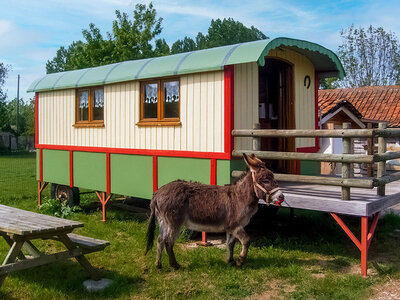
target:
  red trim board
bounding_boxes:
[224,65,234,159]
[314,71,320,151]
[35,92,39,146]
[210,158,216,185]
[153,155,158,192]
[39,148,43,182]
[69,150,74,187]
[106,153,111,193]
[37,144,230,160]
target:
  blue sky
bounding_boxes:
[1,0,400,101]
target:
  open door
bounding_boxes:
[259,58,296,174]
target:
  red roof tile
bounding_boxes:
[319,86,400,127]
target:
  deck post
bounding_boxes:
[377,122,387,196]
[366,123,374,177]
[253,123,261,151]
[342,123,352,200]
[361,216,368,277]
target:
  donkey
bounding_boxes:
[145,153,284,269]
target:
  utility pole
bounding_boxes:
[16,74,20,150]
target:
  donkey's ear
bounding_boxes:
[243,153,259,172]
[253,155,264,165]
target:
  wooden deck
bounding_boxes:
[279,181,400,216]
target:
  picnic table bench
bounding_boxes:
[0,204,110,287]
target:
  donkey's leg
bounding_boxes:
[226,233,236,264]
[155,221,167,269]
[233,227,250,267]
[165,228,181,270]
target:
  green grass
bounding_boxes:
[0,153,400,299]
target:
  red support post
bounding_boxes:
[330,213,361,250]
[199,158,217,247]
[38,181,48,206]
[361,216,368,277]
[330,212,380,277]
[96,191,112,222]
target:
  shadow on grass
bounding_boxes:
[1,259,143,299]
[186,250,354,274]
[80,197,150,223]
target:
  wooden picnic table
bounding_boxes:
[0,204,109,287]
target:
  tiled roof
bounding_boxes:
[319,86,400,127]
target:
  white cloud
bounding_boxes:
[0,19,13,37]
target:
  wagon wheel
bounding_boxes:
[51,184,80,207]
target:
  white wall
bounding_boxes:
[38,71,225,152]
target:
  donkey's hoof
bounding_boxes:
[236,258,245,268]
[227,259,236,266]
[171,263,181,270]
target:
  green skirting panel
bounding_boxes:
[42,149,69,185]
[157,157,210,188]
[216,160,230,186]
[300,160,320,175]
[217,158,247,185]
[110,154,153,199]
[73,152,106,191]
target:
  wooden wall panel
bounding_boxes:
[268,48,316,148]
[234,62,259,151]
[233,51,316,151]
[38,71,225,153]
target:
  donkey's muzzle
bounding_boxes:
[271,190,285,206]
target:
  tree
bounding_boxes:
[46,4,268,72]
[46,3,162,73]
[319,77,339,90]
[0,63,10,131]
[338,25,400,87]
[205,18,267,48]
[154,38,170,56]
[171,36,196,54]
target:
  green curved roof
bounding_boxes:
[28,37,344,93]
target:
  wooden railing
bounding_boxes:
[232,122,400,200]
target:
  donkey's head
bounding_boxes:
[243,153,284,205]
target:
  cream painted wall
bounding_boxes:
[38,71,225,152]
[233,62,259,151]
[233,49,316,150]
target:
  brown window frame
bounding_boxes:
[137,78,181,127]
[74,86,105,128]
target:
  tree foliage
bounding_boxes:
[46,4,267,72]
[0,63,10,131]
[338,25,400,87]
[170,18,267,54]
[46,3,162,73]
[205,18,267,48]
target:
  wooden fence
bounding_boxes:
[232,122,400,200]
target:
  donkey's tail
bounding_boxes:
[145,198,157,255]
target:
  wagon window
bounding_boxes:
[143,83,158,119]
[78,90,89,121]
[75,87,104,127]
[163,80,179,119]
[138,78,181,126]
[93,88,104,121]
